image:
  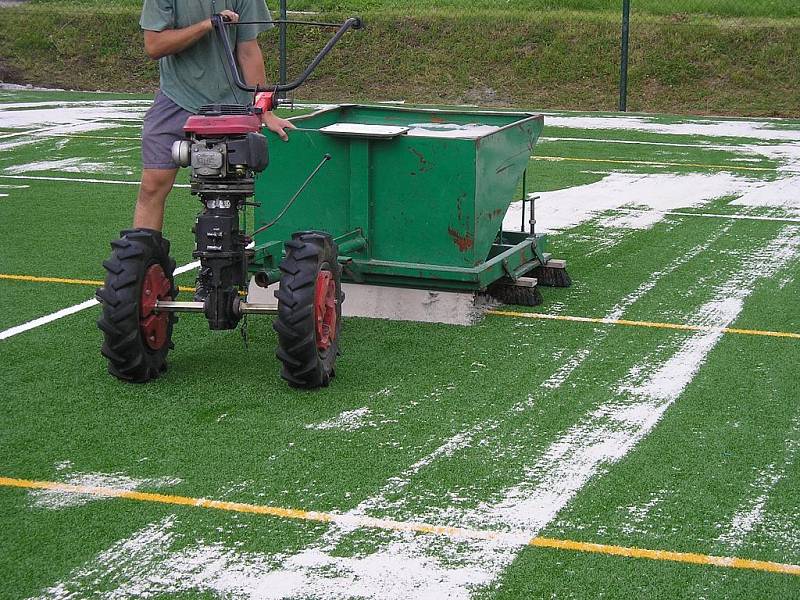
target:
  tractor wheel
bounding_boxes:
[96,228,177,383]
[273,231,342,389]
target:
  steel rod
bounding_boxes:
[155,300,277,315]
[237,302,278,315]
[155,301,205,313]
[235,20,348,28]
[251,154,332,236]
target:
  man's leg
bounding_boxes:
[136,90,193,231]
[133,168,178,231]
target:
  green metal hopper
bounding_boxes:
[250,104,551,292]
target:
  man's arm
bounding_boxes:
[236,39,296,142]
[236,39,267,87]
[143,9,238,60]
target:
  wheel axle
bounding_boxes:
[155,300,277,315]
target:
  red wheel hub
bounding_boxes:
[140,264,172,350]
[314,270,337,351]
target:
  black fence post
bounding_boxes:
[278,0,288,99]
[619,0,630,111]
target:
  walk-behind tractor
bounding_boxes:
[97,14,570,390]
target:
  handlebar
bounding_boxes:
[211,15,363,95]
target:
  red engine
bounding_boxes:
[172,104,269,178]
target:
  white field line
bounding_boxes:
[0,100,152,110]
[0,118,109,140]
[536,223,730,389]
[538,113,800,142]
[0,174,190,188]
[539,136,744,150]
[0,128,36,140]
[616,208,800,224]
[17,132,800,149]
[44,133,142,141]
[0,261,199,342]
[0,298,100,341]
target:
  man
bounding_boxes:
[135,0,295,232]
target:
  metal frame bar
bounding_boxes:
[338,234,547,292]
[211,15,362,94]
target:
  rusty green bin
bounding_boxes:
[250,104,552,292]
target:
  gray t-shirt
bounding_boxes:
[140,0,273,113]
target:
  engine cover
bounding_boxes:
[183,113,263,136]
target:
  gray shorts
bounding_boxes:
[141,90,193,170]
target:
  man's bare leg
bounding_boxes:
[133,168,179,230]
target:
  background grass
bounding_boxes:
[1,2,798,116]
[26,0,800,19]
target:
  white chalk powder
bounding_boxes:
[504,169,800,234]
[30,470,181,510]
[717,414,800,549]
[3,158,132,176]
[306,407,372,431]
[406,123,501,139]
[541,113,800,143]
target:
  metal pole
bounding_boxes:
[521,169,527,233]
[619,0,630,111]
[278,0,288,99]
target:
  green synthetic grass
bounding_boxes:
[2,4,799,116]
[1,90,799,598]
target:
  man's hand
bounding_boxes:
[262,112,296,142]
[143,9,240,60]
[217,10,239,24]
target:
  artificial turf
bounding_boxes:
[0,91,798,599]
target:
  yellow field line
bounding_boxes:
[487,310,800,340]
[0,476,797,577]
[0,273,104,286]
[0,273,194,294]
[532,155,777,172]
[3,273,797,339]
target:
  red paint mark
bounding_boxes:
[430,116,446,124]
[448,227,474,252]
